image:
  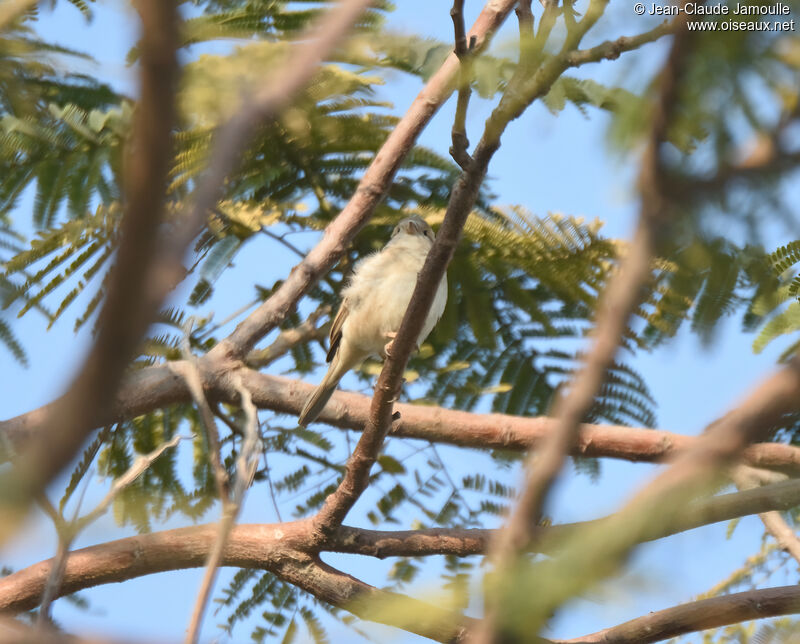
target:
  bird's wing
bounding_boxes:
[326,299,349,363]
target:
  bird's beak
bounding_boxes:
[404,220,422,235]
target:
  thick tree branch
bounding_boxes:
[0,0,180,540]
[211,0,520,361]
[0,521,475,643]
[8,368,800,475]
[5,477,800,636]
[559,585,800,644]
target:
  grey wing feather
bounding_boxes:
[326,300,349,363]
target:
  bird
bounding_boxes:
[298,215,448,427]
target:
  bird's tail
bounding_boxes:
[298,364,342,427]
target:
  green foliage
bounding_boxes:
[543,76,642,117]
[736,239,800,359]
[3,202,119,330]
[5,0,800,641]
[641,238,778,348]
[418,207,656,429]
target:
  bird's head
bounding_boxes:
[390,215,436,243]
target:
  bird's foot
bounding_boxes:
[383,332,397,359]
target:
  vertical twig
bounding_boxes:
[450,0,476,170]
[516,0,534,62]
[185,374,260,644]
[171,322,230,501]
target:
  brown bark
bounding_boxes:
[0,1,180,540]
[560,585,800,643]
[4,479,800,618]
[6,368,800,474]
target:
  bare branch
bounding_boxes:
[558,585,800,644]
[566,19,675,66]
[9,368,800,475]
[514,356,800,634]
[330,478,800,558]
[5,477,800,639]
[0,0,180,541]
[732,467,800,569]
[0,521,477,643]
[184,375,260,644]
[246,306,331,369]
[169,328,229,501]
[77,435,185,531]
[37,435,184,626]
[449,0,475,170]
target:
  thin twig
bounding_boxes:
[184,374,260,644]
[566,19,675,66]
[246,306,331,369]
[77,435,185,530]
[449,0,474,170]
[170,323,229,501]
[36,435,184,625]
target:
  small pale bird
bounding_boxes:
[298,215,447,427]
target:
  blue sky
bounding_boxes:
[2,1,799,642]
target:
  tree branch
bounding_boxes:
[0,521,476,643]
[8,368,800,475]
[312,143,496,535]
[0,0,180,541]
[732,467,800,570]
[245,306,330,369]
[185,375,260,644]
[449,0,475,170]
[6,477,800,639]
[515,356,800,635]
[559,585,800,644]
[566,19,675,66]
